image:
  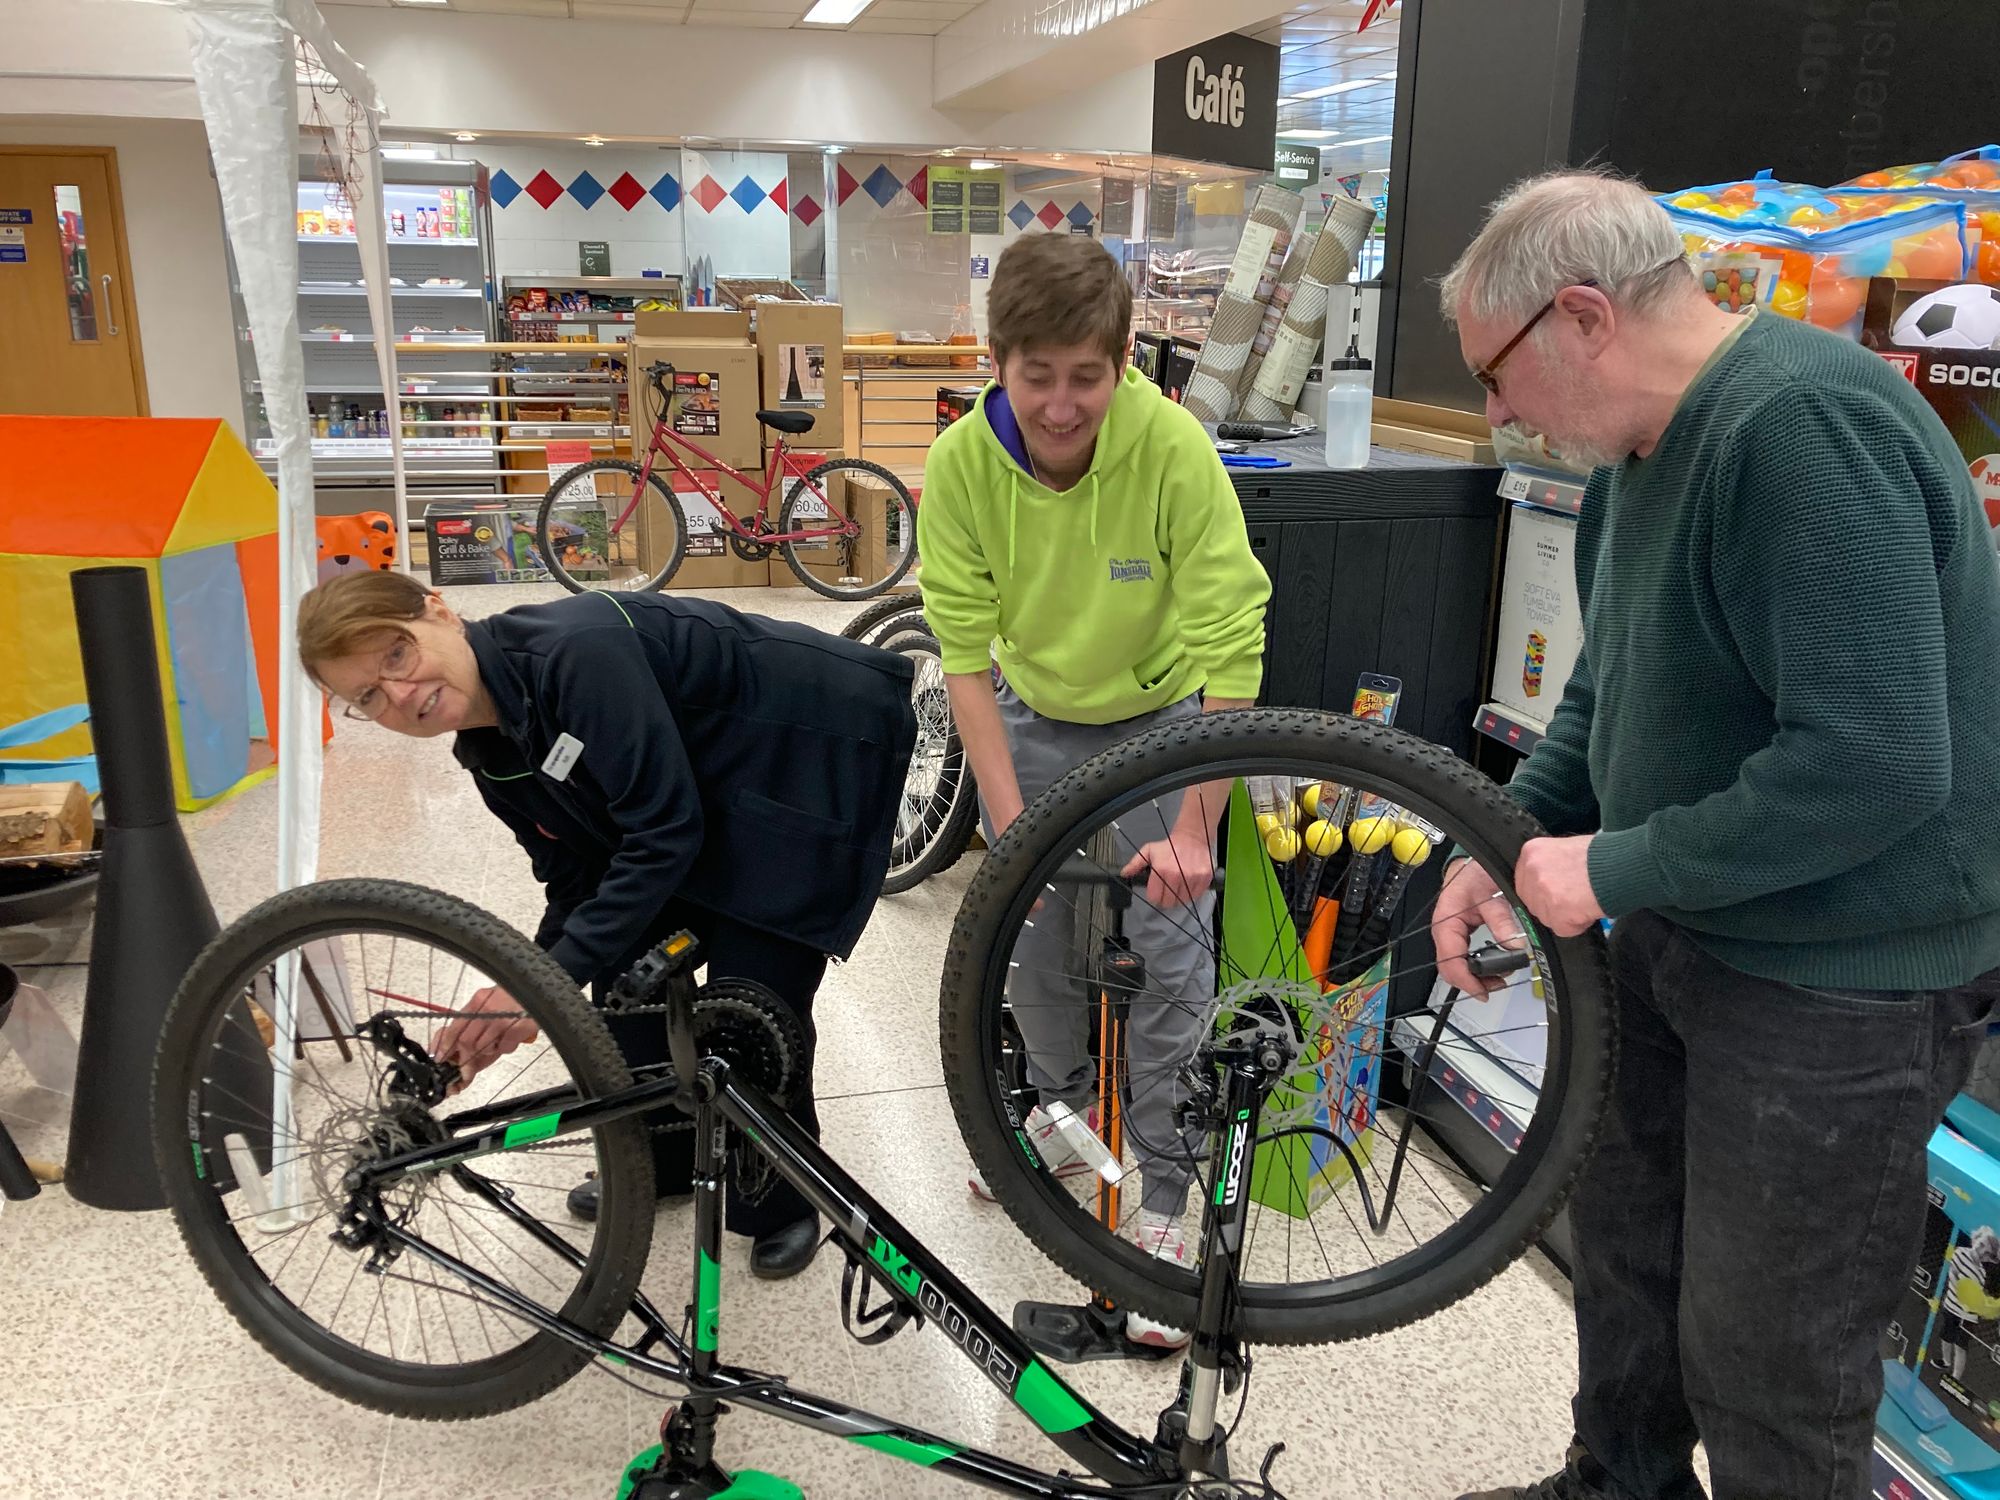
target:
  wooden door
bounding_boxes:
[0,149,147,416]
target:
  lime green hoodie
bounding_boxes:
[916,366,1271,725]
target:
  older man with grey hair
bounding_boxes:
[1431,170,2000,1500]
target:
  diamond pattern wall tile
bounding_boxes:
[729,176,767,213]
[690,175,728,213]
[1036,202,1064,229]
[836,163,861,206]
[651,174,682,212]
[1008,200,1035,230]
[862,164,902,208]
[608,172,647,212]
[569,171,605,210]
[794,194,823,227]
[525,170,566,210]
[907,166,928,208]
[489,169,522,209]
[769,179,789,215]
[1066,202,1094,228]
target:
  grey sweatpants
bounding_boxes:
[985,679,1215,1220]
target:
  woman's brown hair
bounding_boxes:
[295,571,433,686]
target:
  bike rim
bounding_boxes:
[889,647,969,876]
[783,465,915,597]
[971,749,1578,1319]
[168,918,635,1381]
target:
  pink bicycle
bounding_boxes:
[535,360,918,600]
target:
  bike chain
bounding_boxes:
[372,1000,699,1141]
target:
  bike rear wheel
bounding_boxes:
[537,460,687,594]
[152,880,654,1419]
[778,458,918,601]
[881,634,979,894]
[940,709,1613,1346]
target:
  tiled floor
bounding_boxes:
[0,583,1581,1500]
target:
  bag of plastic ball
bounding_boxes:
[1841,147,2000,288]
[1657,172,1968,339]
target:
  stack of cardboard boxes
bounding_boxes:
[625,303,846,590]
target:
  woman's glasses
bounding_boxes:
[338,636,420,720]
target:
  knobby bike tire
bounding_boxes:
[937,708,1613,1346]
[151,879,654,1419]
[537,460,687,594]
[838,592,925,644]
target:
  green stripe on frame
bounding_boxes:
[502,1112,562,1149]
[1013,1359,1092,1434]
[697,1248,721,1352]
[848,1432,961,1467]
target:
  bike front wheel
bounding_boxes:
[536,459,687,594]
[151,880,655,1419]
[940,708,1613,1346]
[777,458,918,601]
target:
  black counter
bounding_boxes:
[1225,439,1503,760]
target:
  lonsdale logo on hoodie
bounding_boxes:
[915,365,1272,727]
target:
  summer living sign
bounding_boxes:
[1151,32,1279,174]
[929,166,1005,236]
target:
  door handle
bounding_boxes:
[101,274,118,337]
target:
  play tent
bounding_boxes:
[0,414,285,810]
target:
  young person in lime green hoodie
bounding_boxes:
[917,233,1271,1349]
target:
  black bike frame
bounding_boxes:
[356,1052,1267,1497]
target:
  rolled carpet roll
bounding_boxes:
[1180,184,1304,422]
[1241,196,1380,422]
[1237,230,1317,403]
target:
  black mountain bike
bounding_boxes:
[152,709,1610,1499]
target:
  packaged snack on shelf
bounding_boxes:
[1841,146,2000,287]
[1658,171,1968,339]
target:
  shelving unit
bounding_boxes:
[234,159,500,510]
[502,273,681,340]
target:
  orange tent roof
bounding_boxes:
[0,416,228,557]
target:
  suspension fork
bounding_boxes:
[1175,1055,1268,1473]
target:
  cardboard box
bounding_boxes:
[1875,1100,2000,1493]
[767,450,904,592]
[424,501,609,587]
[756,303,845,451]
[639,466,768,589]
[630,309,761,469]
[1862,278,2000,551]
[1488,502,1581,731]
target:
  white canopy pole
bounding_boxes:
[179,0,392,1219]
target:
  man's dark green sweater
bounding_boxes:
[1510,310,2000,989]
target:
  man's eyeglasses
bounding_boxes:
[337,636,420,721]
[1470,256,1688,396]
[1471,280,1599,396]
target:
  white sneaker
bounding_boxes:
[969,1103,1099,1201]
[1126,1210,1192,1350]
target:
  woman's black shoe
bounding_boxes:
[566,1175,692,1222]
[750,1215,822,1279]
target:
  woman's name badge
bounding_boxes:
[541,733,585,782]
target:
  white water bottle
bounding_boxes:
[1322,297,1373,470]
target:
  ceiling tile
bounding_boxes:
[846,15,951,29]
[684,6,797,21]
[447,0,571,14]
[572,0,686,17]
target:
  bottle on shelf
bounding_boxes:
[1321,293,1373,471]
